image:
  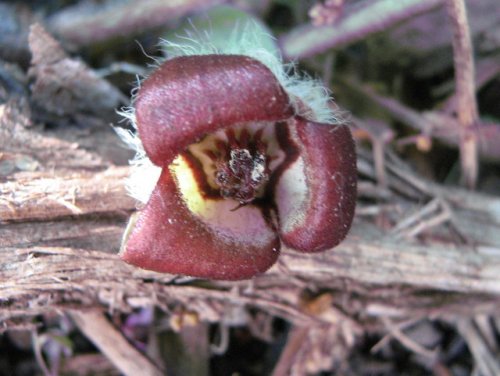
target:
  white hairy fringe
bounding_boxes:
[117,23,340,204]
[115,110,162,204]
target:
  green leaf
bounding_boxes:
[163,5,279,58]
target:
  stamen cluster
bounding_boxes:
[209,129,270,204]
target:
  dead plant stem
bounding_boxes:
[70,310,164,376]
[445,0,479,188]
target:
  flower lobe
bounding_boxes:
[134,55,294,167]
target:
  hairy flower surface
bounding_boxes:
[118,31,357,280]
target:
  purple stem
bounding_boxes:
[280,0,443,59]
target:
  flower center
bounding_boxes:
[215,148,268,204]
[184,122,285,205]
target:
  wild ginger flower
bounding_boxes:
[117,27,357,280]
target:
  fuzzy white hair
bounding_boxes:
[117,22,339,204]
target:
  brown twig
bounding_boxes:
[32,331,52,376]
[390,198,452,239]
[280,0,442,59]
[379,317,438,359]
[352,117,394,188]
[457,319,500,376]
[445,0,480,188]
[71,310,164,376]
[272,326,309,376]
[340,80,500,162]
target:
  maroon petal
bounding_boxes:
[274,117,357,252]
[135,55,294,166]
[120,168,281,280]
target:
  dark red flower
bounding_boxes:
[119,54,356,280]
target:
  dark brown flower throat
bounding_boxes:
[211,128,270,204]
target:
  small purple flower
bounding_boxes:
[118,33,356,280]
